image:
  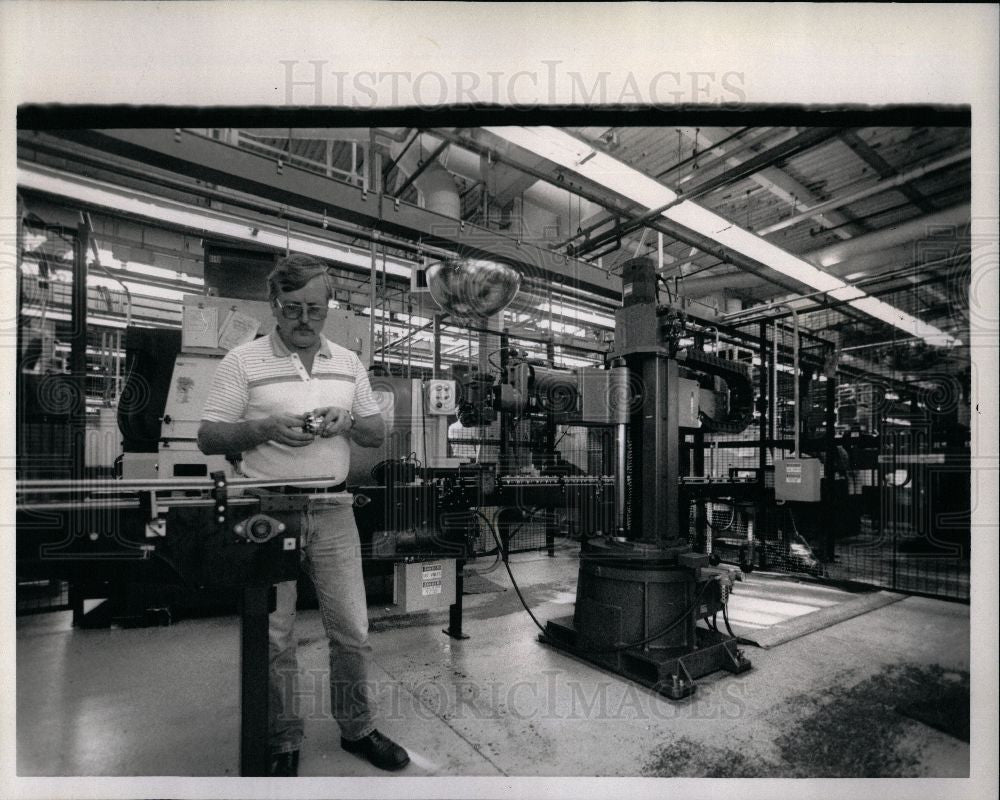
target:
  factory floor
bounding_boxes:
[15,543,971,779]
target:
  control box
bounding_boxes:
[392,559,457,613]
[774,457,823,502]
[425,379,457,415]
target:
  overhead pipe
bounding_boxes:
[426,128,606,240]
[388,136,460,219]
[391,139,450,200]
[806,202,969,268]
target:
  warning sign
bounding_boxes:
[422,563,443,596]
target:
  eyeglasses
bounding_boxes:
[275,299,329,321]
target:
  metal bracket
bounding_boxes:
[210,470,228,537]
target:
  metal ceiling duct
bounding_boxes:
[425,258,522,320]
[389,136,461,218]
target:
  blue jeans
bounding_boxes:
[269,494,376,753]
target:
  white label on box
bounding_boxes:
[786,465,802,475]
[421,563,443,596]
[787,475,802,484]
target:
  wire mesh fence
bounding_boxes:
[16,580,71,616]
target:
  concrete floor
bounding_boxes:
[15,544,971,778]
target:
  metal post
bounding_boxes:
[499,330,509,469]
[634,356,679,546]
[406,298,413,378]
[72,222,89,481]
[758,322,769,551]
[771,321,778,452]
[891,428,898,591]
[367,133,382,369]
[239,585,272,776]
[824,367,837,562]
[616,422,628,534]
[693,429,706,553]
[443,557,470,640]
[432,314,442,377]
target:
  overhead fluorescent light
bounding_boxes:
[483,127,961,347]
[18,164,415,279]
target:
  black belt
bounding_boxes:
[272,481,347,495]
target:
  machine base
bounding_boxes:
[540,615,751,700]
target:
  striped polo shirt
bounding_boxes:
[201,330,381,485]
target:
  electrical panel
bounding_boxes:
[774,457,823,502]
[425,379,457,415]
[392,559,457,613]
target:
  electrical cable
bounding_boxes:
[479,512,550,634]
[722,602,737,639]
[470,509,502,558]
[551,427,571,450]
[703,506,736,532]
[501,507,542,548]
[571,572,719,655]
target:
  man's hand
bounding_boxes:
[256,413,316,447]
[312,406,354,438]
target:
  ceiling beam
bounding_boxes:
[675,126,865,240]
[51,129,622,302]
[838,129,936,213]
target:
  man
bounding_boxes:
[197,253,409,776]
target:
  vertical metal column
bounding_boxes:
[432,314,442,377]
[693,429,706,553]
[758,322,770,549]
[239,585,271,777]
[71,222,89,480]
[498,330,509,469]
[633,356,679,545]
[616,422,628,533]
[664,359,680,547]
[824,367,837,562]
[443,557,470,640]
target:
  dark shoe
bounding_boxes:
[341,730,410,771]
[269,750,299,777]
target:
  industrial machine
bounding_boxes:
[527,258,755,698]
[432,257,759,698]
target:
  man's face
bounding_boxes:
[272,274,329,351]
